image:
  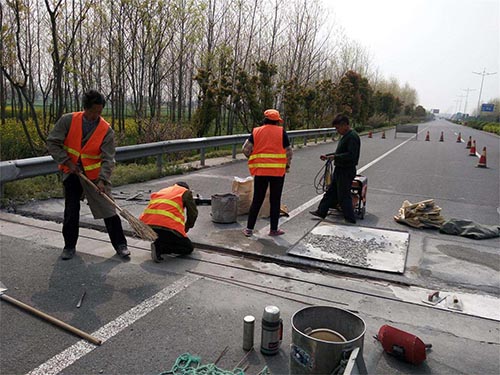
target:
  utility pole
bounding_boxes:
[473,68,497,114]
[462,88,476,117]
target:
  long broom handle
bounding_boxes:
[78,173,123,213]
[1,294,102,345]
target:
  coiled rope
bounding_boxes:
[159,353,269,375]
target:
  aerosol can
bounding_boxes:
[260,305,283,355]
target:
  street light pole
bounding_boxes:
[473,68,497,114]
[462,88,476,117]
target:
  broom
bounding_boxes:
[78,173,158,242]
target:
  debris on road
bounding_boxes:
[394,199,445,229]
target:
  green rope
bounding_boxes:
[159,353,246,375]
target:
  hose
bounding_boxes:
[313,159,333,194]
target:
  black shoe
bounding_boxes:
[61,247,76,260]
[309,210,326,219]
[344,218,357,224]
[151,243,164,263]
[116,244,130,258]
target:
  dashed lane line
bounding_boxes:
[26,274,199,375]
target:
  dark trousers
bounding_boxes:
[246,175,285,231]
[63,174,127,250]
[317,166,356,222]
[153,228,194,255]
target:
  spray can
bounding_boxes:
[260,305,283,355]
[242,315,255,351]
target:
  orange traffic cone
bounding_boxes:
[469,140,476,156]
[381,130,386,139]
[425,131,430,141]
[456,132,461,143]
[465,136,472,149]
[477,147,487,168]
[439,131,444,142]
[368,131,373,138]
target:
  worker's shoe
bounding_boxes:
[150,243,163,263]
[269,229,285,236]
[242,228,253,237]
[309,210,326,219]
[61,247,76,260]
[116,244,130,258]
[343,218,357,224]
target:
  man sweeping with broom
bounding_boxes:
[47,90,130,260]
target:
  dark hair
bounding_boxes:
[83,90,106,109]
[176,181,190,189]
[332,114,349,126]
[263,118,280,125]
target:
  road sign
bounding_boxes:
[432,109,440,114]
[481,103,495,112]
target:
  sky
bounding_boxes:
[323,0,499,115]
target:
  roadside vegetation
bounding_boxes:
[1,0,431,206]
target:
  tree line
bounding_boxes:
[1,0,424,159]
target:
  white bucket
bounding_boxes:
[211,193,238,223]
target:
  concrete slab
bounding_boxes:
[1,214,499,375]
[288,222,409,273]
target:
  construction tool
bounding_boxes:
[422,291,447,306]
[76,290,86,308]
[447,295,463,311]
[0,281,101,345]
[78,172,158,242]
[194,194,212,206]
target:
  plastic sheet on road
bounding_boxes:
[287,222,409,273]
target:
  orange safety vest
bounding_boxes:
[139,185,188,237]
[58,112,109,180]
[248,125,287,176]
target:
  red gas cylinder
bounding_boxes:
[377,325,430,365]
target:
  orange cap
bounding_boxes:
[264,109,283,123]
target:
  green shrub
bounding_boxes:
[483,123,500,135]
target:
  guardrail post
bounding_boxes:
[200,148,205,166]
[232,144,237,159]
[323,134,327,142]
[315,135,318,144]
[156,155,163,174]
[303,136,307,146]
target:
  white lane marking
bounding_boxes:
[26,274,198,375]
[258,130,424,235]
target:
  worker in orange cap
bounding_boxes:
[242,109,293,237]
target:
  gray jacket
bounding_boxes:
[47,113,117,219]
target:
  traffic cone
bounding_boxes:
[465,136,471,149]
[456,132,461,143]
[469,140,476,156]
[477,147,487,168]
[425,131,430,141]
[368,131,373,138]
[381,130,386,139]
[439,131,444,142]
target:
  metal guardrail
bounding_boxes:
[0,128,336,186]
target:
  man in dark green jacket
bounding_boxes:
[310,114,360,223]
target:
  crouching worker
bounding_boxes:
[140,182,198,262]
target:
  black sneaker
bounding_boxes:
[309,210,326,219]
[61,247,76,260]
[150,243,163,263]
[116,244,130,258]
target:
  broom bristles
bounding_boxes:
[120,209,158,242]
